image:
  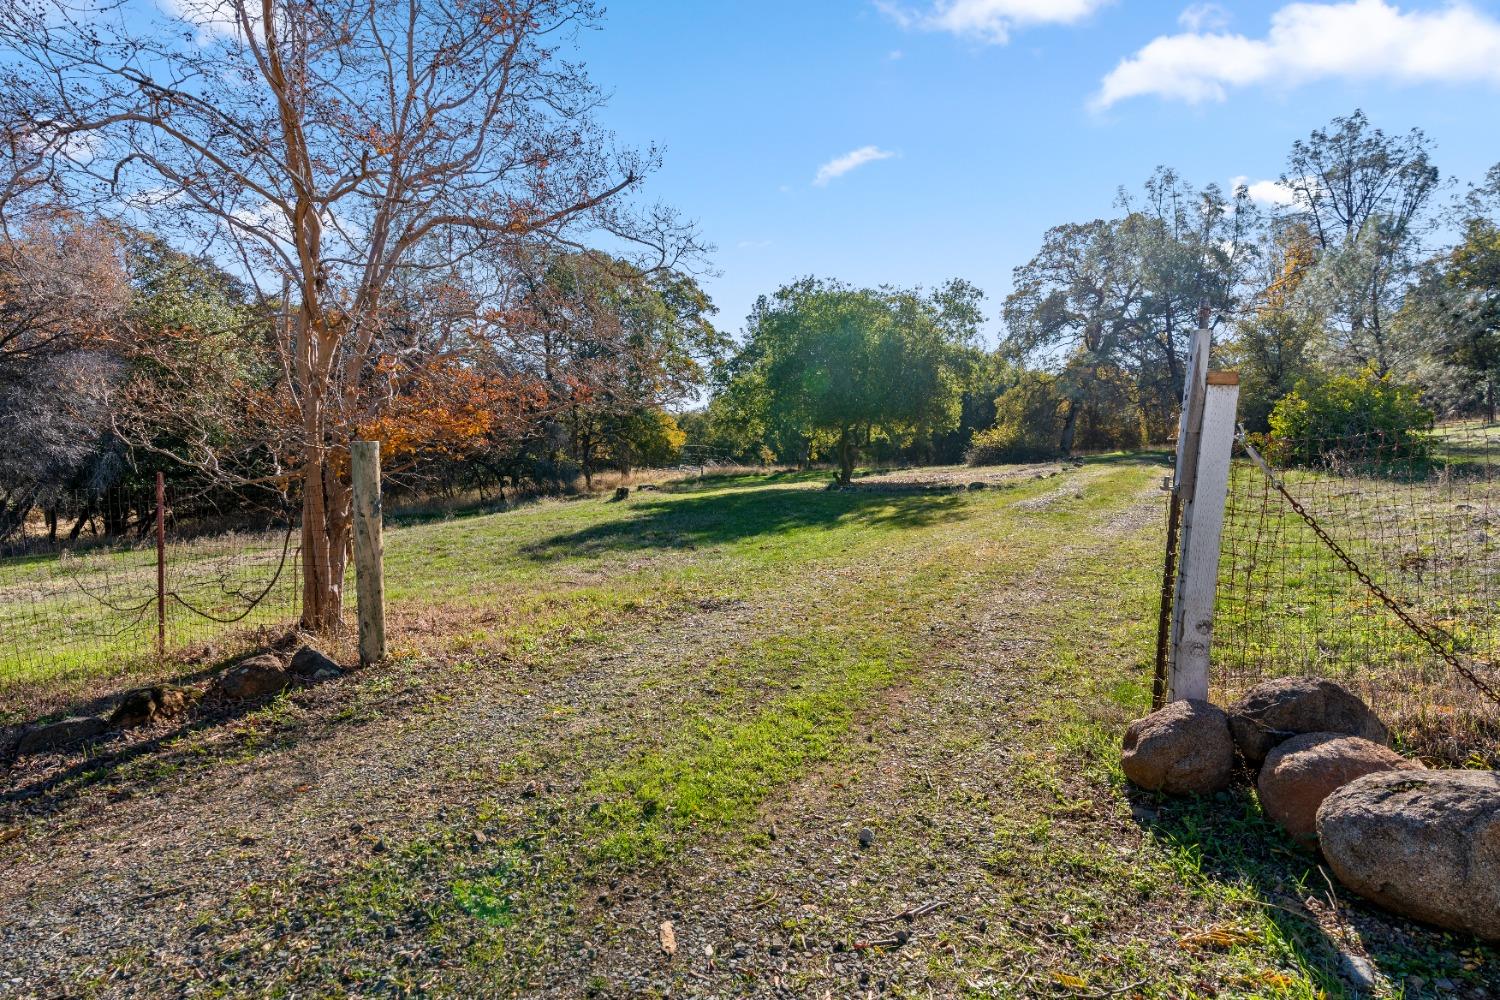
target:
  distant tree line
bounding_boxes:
[0,218,721,545]
[689,110,1500,474]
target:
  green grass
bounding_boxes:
[1216,437,1500,761]
[12,457,1496,998]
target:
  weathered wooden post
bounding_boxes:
[1168,371,1240,701]
[350,440,387,667]
[155,471,167,663]
[1153,323,1213,707]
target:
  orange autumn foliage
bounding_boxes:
[357,357,545,463]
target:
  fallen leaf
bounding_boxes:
[1051,972,1088,989]
[658,920,677,957]
[1178,923,1256,950]
[0,828,20,845]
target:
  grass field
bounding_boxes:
[1215,423,1500,764]
[2,459,1496,998]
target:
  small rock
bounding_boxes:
[658,920,677,957]
[1338,952,1378,991]
[1228,676,1388,766]
[109,689,160,729]
[1317,769,1500,941]
[1257,732,1422,845]
[108,685,194,729]
[857,827,875,849]
[215,654,290,700]
[15,716,107,755]
[287,645,341,680]
[151,685,195,718]
[1121,699,1234,796]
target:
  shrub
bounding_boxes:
[1266,369,1433,466]
[966,366,1147,465]
[967,373,1065,464]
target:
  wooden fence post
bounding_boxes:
[156,471,166,663]
[1168,371,1240,701]
[1153,324,1213,707]
[350,440,387,667]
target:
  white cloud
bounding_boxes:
[157,0,254,43]
[1095,0,1500,109]
[1178,3,1230,31]
[1230,175,1299,208]
[878,0,1111,44]
[813,146,897,186]
[736,239,773,249]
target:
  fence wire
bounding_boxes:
[0,488,302,691]
[1216,421,1500,760]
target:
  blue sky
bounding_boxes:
[578,0,1500,344]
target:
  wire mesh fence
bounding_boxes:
[1216,420,1500,761]
[0,486,302,691]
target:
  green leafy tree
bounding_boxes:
[1004,171,1255,451]
[730,278,976,484]
[1432,168,1500,421]
[1281,110,1440,377]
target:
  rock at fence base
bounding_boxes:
[109,689,160,729]
[1317,769,1500,941]
[109,685,197,729]
[288,645,341,681]
[1121,699,1234,796]
[215,654,290,700]
[1227,677,1388,766]
[152,685,195,719]
[1256,733,1422,846]
[15,716,107,755]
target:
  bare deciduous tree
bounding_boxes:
[0,0,698,628]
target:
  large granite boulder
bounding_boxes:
[1227,677,1388,766]
[1122,699,1234,796]
[1256,732,1422,845]
[1317,769,1500,941]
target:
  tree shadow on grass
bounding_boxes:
[520,486,974,561]
[1127,782,1496,998]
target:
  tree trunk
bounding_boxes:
[837,428,855,485]
[1487,378,1496,426]
[67,504,92,542]
[1059,399,1079,457]
[296,315,352,634]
